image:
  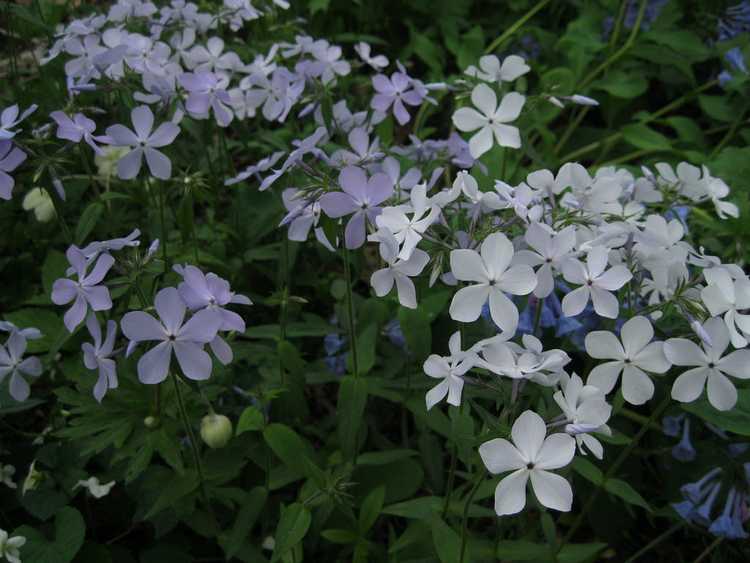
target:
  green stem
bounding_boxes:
[577,0,648,91]
[279,236,289,386]
[692,537,723,563]
[170,374,217,527]
[442,443,458,518]
[49,188,73,244]
[484,0,553,54]
[342,236,360,378]
[607,0,630,52]
[459,472,484,563]
[559,394,671,546]
[623,521,684,563]
[554,107,591,156]
[155,179,169,274]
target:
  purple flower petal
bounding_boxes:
[83,286,112,311]
[131,106,154,140]
[368,172,394,206]
[319,191,358,218]
[144,147,171,179]
[121,311,165,342]
[155,287,186,335]
[137,341,172,384]
[105,124,139,146]
[51,278,78,305]
[85,253,115,286]
[210,335,233,365]
[9,372,30,401]
[64,294,88,332]
[148,122,180,148]
[173,341,212,380]
[344,210,367,249]
[117,147,144,179]
[178,308,221,343]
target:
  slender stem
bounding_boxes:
[155,178,169,274]
[692,537,723,563]
[554,106,591,156]
[607,0,629,52]
[559,394,671,546]
[171,374,217,527]
[279,236,289,385]
[484,0,553,54]
[459,472,484,563]
[49,189,73,244]
[577,0,648,91]
[341,236,360,378]
[623,521,684,563]
[442,443,458,518]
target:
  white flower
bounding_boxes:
[452,83,525,159]
[368,228,430,309]
[479,410,576,516]
[354,41,388,70]
[554,373,612,459]
[0,529,25,563]
[0,465,16,489]
[665,317,750,411]
[457,171,504,217]
[423,331,477,410]
[375,184,439,261]
[464,54,530,84]
[75,476,116,499]
[449,232,537,335]
[22,188,55,223]
[477,335,569,385]
[700,268,750,348]
[514,222,577,297]
[561,246,632,319]
[585,316,670,405]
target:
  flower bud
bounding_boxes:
[200,414,233,449]
[143,415,160,429]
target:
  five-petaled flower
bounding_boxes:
[0,330,42,402]
[561,246,632,319]
[82,313,118,402]
[479,410,576,515]
[423,331,478,410]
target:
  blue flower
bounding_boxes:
[709,488,749,539]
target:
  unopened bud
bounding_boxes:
[200,414,233,449]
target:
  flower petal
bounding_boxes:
[449,284,490,323]
[479,438,526,474]
[535,433,575,470]
[173,341,213,381]
[530,469,573,512]
[620,316,653,357]
[706,371,737,411]
[494,469,529,516]
[450,249,489,283]
[121,311,165,342]
[585,330,625,360]
[511,410,547,462]
[137,341,172,384]
[621,365,655,405]
[671,367,708,404]
[587,361,623,395]
[561,286,590,317]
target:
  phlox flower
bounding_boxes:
[375,184,439,260]
[449,232,537,336]
[0,104,38,140]
[0,141,27,200]
[121,287,223,384]
[514,222,577,298]
[423,331,477,409]
[452,83,525,159]
[701,267,750,348]
[560,246,632,319]
[554,373,612,459]
[82,313,118,402]
[278,188,333,249]
[464,54,530,84]
[50,111,108,155]
[52,246,114,332]
[354,41,388,70]
[665,317,750,411]
[585,315,670,405]
[22,188,55,221]
[179,71,234,127]
[370,71,423,125]
[105,105,180,180]
[0,331,42,402]
[0,529,25,563]
[319,165,393,249]
[479,410,576,515]
[368,228,430,309]
[75,476,115,498]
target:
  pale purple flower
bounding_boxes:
[0,104,38,140]
[319,165,394,249]
[371,71,423,125]
[259,127,327,191]
[279,188,334,250]
[354,41,388,70]
[225,151,285,186]
[239,68,304,123]
[0,322,42,341]
[52,246,114,332]
[105,105,180,180]
[50,111,108,155]
[121,287,222,383]
[77,229,141,264]
[179,71,234,127]
[0,331,42,402]
[187,37,242,73]
[0,141,27,200]
[82,313,118,402]
[175,265,251,364]
[330,127,383,166]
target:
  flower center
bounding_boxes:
[526,462,535,470]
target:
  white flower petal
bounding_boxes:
[494,468,529,516]
[530,469,573,512]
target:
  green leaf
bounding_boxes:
[15,507,86,563]
[308,0,330,15]
[145,470,199,518]
[338,375,368,460]
[236,406,265,435]
[571,457,603,486]
[320,529,358,544]
[347,323,377,375]
[75,202,104,245]
[359,486,385,534]
[431,516,462,563]
[224,487,267,559]
[682,388,750,436]
[699,95,736,123]
[559,542,608,563]
[604,478,652,512]
[594,70,648,98]
[272,503,311,562]
[382,496,440,519]
[621,123,672,151]
[263,423,318,479]
[496,540,549,561]
[356,449,418,466]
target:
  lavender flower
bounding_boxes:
[319,165,393,249]
[0,104,38,140]
[0,331,42,402]
[175,265,251,364]
[279,188,333,249]
[50,111,109,154]
[0,322,42,341]
[225,151,285,186]
[105,105,180,180]
[121,287,222,383]
[179,71,234,127]
[371,71,423,125]
[0,141,27,200]
[52,246,114,332]
[82,313,118,402]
